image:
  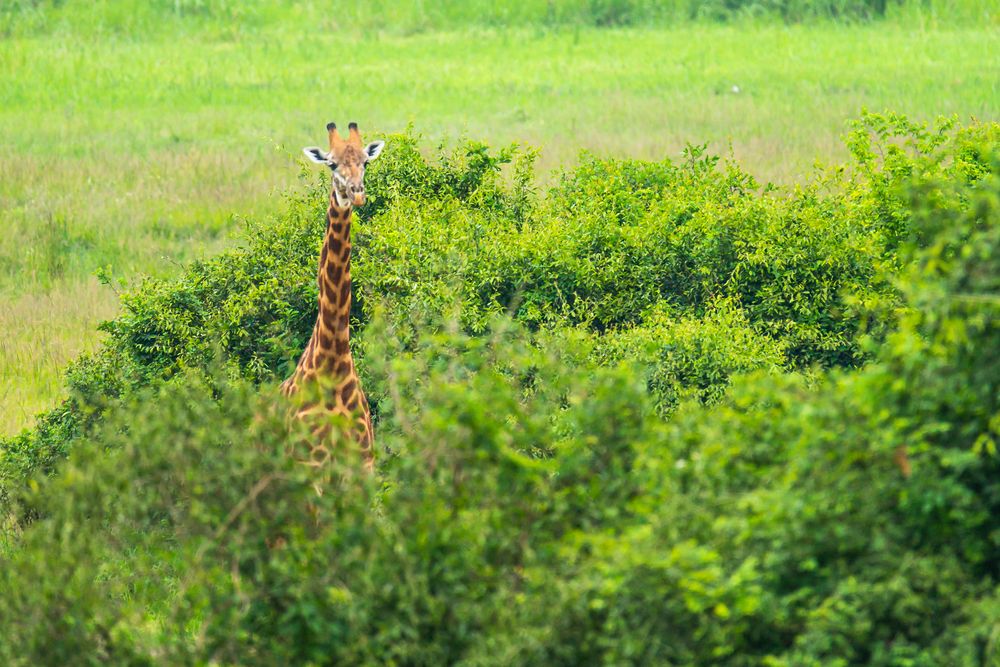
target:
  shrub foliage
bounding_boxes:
[1,113,998,664]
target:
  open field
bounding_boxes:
[1,18,998,432]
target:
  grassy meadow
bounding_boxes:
[2,19,997,433]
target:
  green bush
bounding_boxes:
[1,115,998,663]
[598,297,787,415]
[3,113,996,503]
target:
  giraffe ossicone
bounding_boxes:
[282,121,386,476]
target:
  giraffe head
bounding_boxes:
[303,122,385,208]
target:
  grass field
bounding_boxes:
[1,16,998,434]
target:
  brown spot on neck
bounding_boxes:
[334,336,349,356]
[297,198,356,374]
[340,378,357,404]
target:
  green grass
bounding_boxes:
[4,0,997,36]
[1,19,997,434]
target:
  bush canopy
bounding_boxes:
[1,112,998,664]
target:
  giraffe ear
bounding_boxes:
[303,147,333,165]
[364,140,385,161]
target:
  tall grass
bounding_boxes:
[0,280,116,434]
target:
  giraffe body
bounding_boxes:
[282,122,384,475]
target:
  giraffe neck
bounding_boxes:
[300,195,355,376]
[283,190,374,471]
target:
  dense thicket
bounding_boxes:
[0,114,998,664]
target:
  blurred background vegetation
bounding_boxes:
[3,0,999,33]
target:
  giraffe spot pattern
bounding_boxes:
[340,379,357,404]
[318,327,333,349]
[284,156,374,477]
[335,336,349,356]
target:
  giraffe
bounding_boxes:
[281,121,385,476]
